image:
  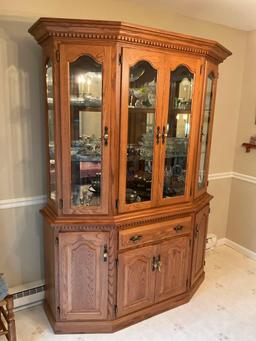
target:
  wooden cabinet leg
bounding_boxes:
[6,296,16,341]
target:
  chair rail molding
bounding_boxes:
[0,195,47,210]
[209,171,256,184]
[0,171,255,210]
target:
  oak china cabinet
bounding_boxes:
[29,18,231,333]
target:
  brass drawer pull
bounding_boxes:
[130,235,143,243]
[174,224,184,232]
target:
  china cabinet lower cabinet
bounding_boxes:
[29,18,231,333]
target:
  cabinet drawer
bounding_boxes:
[119,216,192,250]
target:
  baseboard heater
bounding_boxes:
[9,281,45,311]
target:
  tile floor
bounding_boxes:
[14,245,256,341]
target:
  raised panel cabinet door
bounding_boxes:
[117,245,156,316]
[60,45,112,215]
[118,48,166,213]
[155,236,190,302]
[59,232,109,321]
[191,205,209,285]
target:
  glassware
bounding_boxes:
[125,61,157,204]
[163,66,194,198]
[69,55,103,207]
[198,74,214,188]
[46,60,56,201]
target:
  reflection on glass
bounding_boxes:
[163,66,194,198]
[198,74,214,188]
[70,55,102,207]
[126,61,157,204]
[46,60,56,201]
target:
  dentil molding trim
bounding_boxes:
[0,171,255,210]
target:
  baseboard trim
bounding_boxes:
[224,238,256,261]
[217,238,256,261]
[216,238,226,246]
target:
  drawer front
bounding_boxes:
[119,216,192,250]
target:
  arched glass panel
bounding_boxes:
[70,55,102,207]
[198,73,214,188]
[163,66,194,198]
[126,61,157,204]
[46,59,56,201]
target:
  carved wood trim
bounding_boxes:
[55,225,114,232]
[28,18,232,64]
[107,229,117,319]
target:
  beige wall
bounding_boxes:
[0,0,249,287]
[0,204,44,286]
[226,30,256,253]
[227,179,256,251]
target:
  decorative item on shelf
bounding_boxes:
[126,189,139,203]
[72,135,101,161]
[129,79,156,108]
[242,135,256,152]
[138,132,154,160]
[90,172,101,193]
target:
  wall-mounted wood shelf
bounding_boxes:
[242,143,256,153]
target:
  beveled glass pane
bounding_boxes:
[198,74,214,188]
[70,55,102,207]
[46,60,56,201]
[126,61,157,204]
[163,66,194,198]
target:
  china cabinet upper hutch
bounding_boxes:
[29,18,231,333]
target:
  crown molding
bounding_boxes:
[28,17,232,64]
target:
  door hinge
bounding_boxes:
[55,236,59,246]
[59,199,63,209]
[119,53,122,65]
[200,64,203,74]
[190,186,192,196]
[115,199,119,209]
[56,49,60,63]
[115,258,119,267]
[204,260,206,266]
[189,239,192,247]
[114,304,118,315]
[57,306,60,316]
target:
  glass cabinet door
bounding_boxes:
[45,59,57,202]
[119,49,164,212]
[196,62,218,196]
[159,57,202,205]
[60,45,111,214]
